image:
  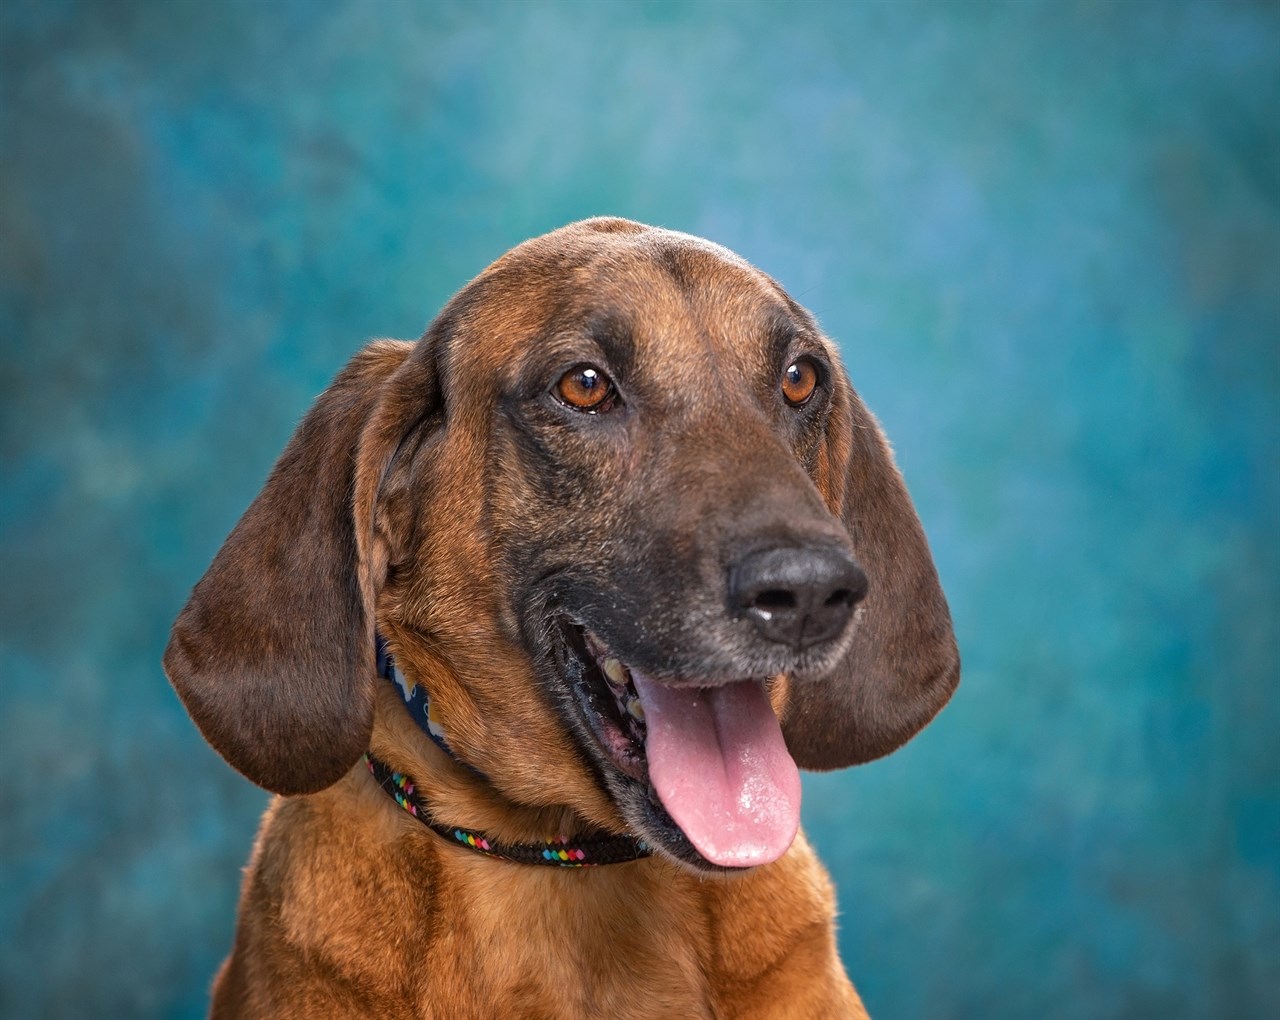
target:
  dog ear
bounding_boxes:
[163,339,433,795]
[783,371,960,770]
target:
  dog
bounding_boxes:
[165,217,959,1018]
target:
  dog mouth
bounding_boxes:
[564,628,650,781]
[556,622,802,870]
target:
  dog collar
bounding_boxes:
[369,635,651,868]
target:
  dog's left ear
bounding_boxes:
[163,338,436,795]
[783,371,960,770]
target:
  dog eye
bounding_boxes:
[555,364,617,413]
[781,359,819,407]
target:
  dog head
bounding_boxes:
[165,218,958,872]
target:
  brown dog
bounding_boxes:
[165,218,958,1018]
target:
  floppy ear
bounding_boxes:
[783,372,960,770]
[163,338,434,795]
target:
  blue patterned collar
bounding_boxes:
[375,634,481,776]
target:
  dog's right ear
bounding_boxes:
[163,338,436,795]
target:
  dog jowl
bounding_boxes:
[164,218,958,1017]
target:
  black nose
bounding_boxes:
[729,546,868,649]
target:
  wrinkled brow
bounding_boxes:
[504,311,637,397]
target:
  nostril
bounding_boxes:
[824,588,855,608]
[753,589,797,612]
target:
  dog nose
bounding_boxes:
[729,546,868,649]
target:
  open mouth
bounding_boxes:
[564,628,649,781]
[557,622,802,870]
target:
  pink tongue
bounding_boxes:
[630,672,801,868]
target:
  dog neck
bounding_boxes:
[367,634,651,867]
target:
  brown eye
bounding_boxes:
[781,359,819,406]
[555,364,616,412]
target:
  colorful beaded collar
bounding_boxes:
[365,636,651,868]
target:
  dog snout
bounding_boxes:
[729,546,868,650]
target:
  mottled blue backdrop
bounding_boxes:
[2,1,1277,1017]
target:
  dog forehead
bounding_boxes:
[449,221,797,380]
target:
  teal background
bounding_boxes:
[2,0,1278,1016]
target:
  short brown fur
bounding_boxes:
[166,219,958,1018]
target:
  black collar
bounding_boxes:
[366,635,650,868]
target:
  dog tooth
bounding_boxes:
[603,658,629,690]
[626,695,645,721]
